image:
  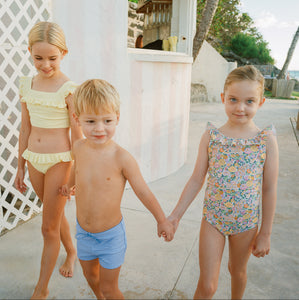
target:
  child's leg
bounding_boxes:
[79,259,104,299]
[99,265,124,299]
[194,219,226,299]
[29,162,71,299]
[228,227,258,299]
[28,161,76,278]
[59,211,77,277]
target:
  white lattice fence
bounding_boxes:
[0,0,52,235]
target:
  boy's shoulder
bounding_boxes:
[113,143,136,166]
[114,143,133,159]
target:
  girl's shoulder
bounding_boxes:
[57,80,77,98]
[205,122,276,145]
[19,75,77,95]
[260,124,276,138]
[19,76,78,107]
[19,76,32,96]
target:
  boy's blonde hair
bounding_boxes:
[28,21,68,53]
[224,65,265,99]
[74,79,120,116]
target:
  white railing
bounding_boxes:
[0,0,52,235]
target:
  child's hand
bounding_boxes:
[59,184,72,200]
[252,232,271,258]
[167,214,179,234]
[157,219,174,242]
[14,169,27,193]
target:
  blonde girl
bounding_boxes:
[168,65,279,299]
[14,22,82,299]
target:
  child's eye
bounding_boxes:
[230,98,237,102]
[104,119,112,124]
[50,58,56,61]
[86,120,95,123]
[247,99,254,104]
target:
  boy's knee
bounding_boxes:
[101,283,116,298]
[82,268,98,282]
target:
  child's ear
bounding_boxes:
[61,49,68,58]
[116,114,120,125]
[221,93,225,104]
[28,47,32,54]
[73,113,80,125]
[259,97,266,107]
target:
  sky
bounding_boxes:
[239,0,299,70]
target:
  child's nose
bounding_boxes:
[42,60,50,68]
[95,122,104,131]
[236,102,244,111]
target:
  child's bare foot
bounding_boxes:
[59,252,76,278]
[31,288,49,299]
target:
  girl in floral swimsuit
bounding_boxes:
[168,65,279,299]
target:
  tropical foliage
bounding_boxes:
[196,0,274,65]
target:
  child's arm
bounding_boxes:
[60,145,77,199]
[66,94,83,145]
[252,133,279,257]
[168,130,209,232]
[121,151,174,241]
[14,102,31,193]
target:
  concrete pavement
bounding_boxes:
[0,99,299,299]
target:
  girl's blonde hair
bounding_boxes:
[224,65,265,99]
[28,21,68,53]
[74,79,120,116]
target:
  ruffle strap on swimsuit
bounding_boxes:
[19,76,77,128]
[206,122,276,146]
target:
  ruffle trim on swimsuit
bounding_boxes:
[19,76,77,108]
[206,122,276,146]
[22,149,73,164]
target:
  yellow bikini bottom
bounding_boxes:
[22,149,73,174]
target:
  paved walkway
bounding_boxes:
[1,100,299,299]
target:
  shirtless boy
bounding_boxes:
[61,79,174,299]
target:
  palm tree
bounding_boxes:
[277,26,299,79]
[192,0,219,62]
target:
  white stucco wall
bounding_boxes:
[51,0,195,182]
[192,40,237,102]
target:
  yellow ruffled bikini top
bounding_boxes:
[19,76,77,128]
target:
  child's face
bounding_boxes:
[29,42,66,79]
[77,109,119,145]
[221,80,265,125]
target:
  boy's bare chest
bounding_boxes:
[76,152,123,183]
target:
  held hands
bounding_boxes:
[59,184,75,200]
[157,214,181,242]
[252,232,271,258]
[157,218,175,242]
[14,169,27,193]
[167,214,180,233]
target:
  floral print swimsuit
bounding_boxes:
[203,122,275,236]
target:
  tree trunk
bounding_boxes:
[192,0,219,62]
[277,26,299,79]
